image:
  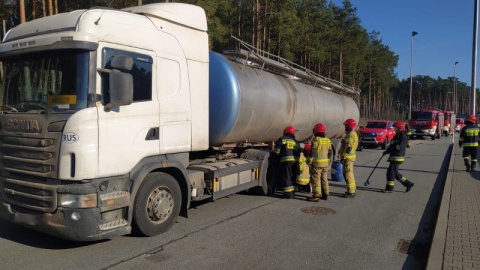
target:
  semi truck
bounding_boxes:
[0,3,360,241]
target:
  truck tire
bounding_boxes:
[431,135,435,140]
[132,172,181,237]
[381,138,389,150]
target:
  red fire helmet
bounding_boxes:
[313,123,326,134]
[467,114,477,124]
[343,118,357,130]
[283,126,296,135]
[394,121,406,131]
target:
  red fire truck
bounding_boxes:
[409,109,444,140]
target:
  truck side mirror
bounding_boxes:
[103,55,134,111]
[107,70,133,110]
[111,55,133,71]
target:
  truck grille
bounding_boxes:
[2,176,57,212]
[0,134,60,213]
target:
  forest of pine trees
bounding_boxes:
[0,0,477,118]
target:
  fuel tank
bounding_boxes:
[209,51,360,146]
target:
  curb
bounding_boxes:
[425,143,455,269]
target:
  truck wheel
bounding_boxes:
[381,138,389,150]
[132,172,181,236]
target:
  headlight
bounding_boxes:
[58,193,97,208]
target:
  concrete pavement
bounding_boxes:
[427,142,480,269]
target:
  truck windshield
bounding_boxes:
[411,112,434,120]
[0,49,89,113]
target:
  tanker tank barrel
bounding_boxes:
[209,37,360,146]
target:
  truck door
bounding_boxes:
[97,47,160,176]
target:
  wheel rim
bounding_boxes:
[146,187,174,223]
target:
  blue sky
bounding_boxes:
[331,0,477,86]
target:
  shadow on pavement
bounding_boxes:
[401,144,453,270]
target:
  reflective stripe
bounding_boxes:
[284,186,295,192]
[280,156,296,162]
[313,157,329,163]
[296,177,310,185]
[463,143,479,147]
[387,181,395,186]
[344,153,356,159]
[388,156,405,162]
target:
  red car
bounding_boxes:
[359,120,396,150]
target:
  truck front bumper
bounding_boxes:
[411,129,435,136]
[0,198,130,241]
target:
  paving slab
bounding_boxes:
[427,143,480,269]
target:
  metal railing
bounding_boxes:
[223,36,361,96]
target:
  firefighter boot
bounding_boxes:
[283,191,294,199]
[321,188,329,200]
[471,163,476,172]
[381,185,394,193]
[306,195,321,202]
[465,161,471,172]
[343,192,355,198]
[403,180,414,192]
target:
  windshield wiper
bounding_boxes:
[16,102,46,111]
[0,105,19,113]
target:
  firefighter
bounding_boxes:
[306,123,332,202]
[296,143,311,189]
[274,126,300,199]
[459,114,480,172]
[382,121,415,193]
[339,118,359,198]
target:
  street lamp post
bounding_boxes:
[454,61,459,113]
[448,92,452,111]
[409,31,418,120]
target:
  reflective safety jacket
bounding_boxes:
[296,152,310,185]
[459,123,480,147]
[274,134,300,162]
[309,136,332,168]
[339,130,358,161]
[385,130,407,163]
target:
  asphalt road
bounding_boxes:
[0,135,452,270]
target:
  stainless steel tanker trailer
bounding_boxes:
[209,50,360,145]
[0,3,360,241]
